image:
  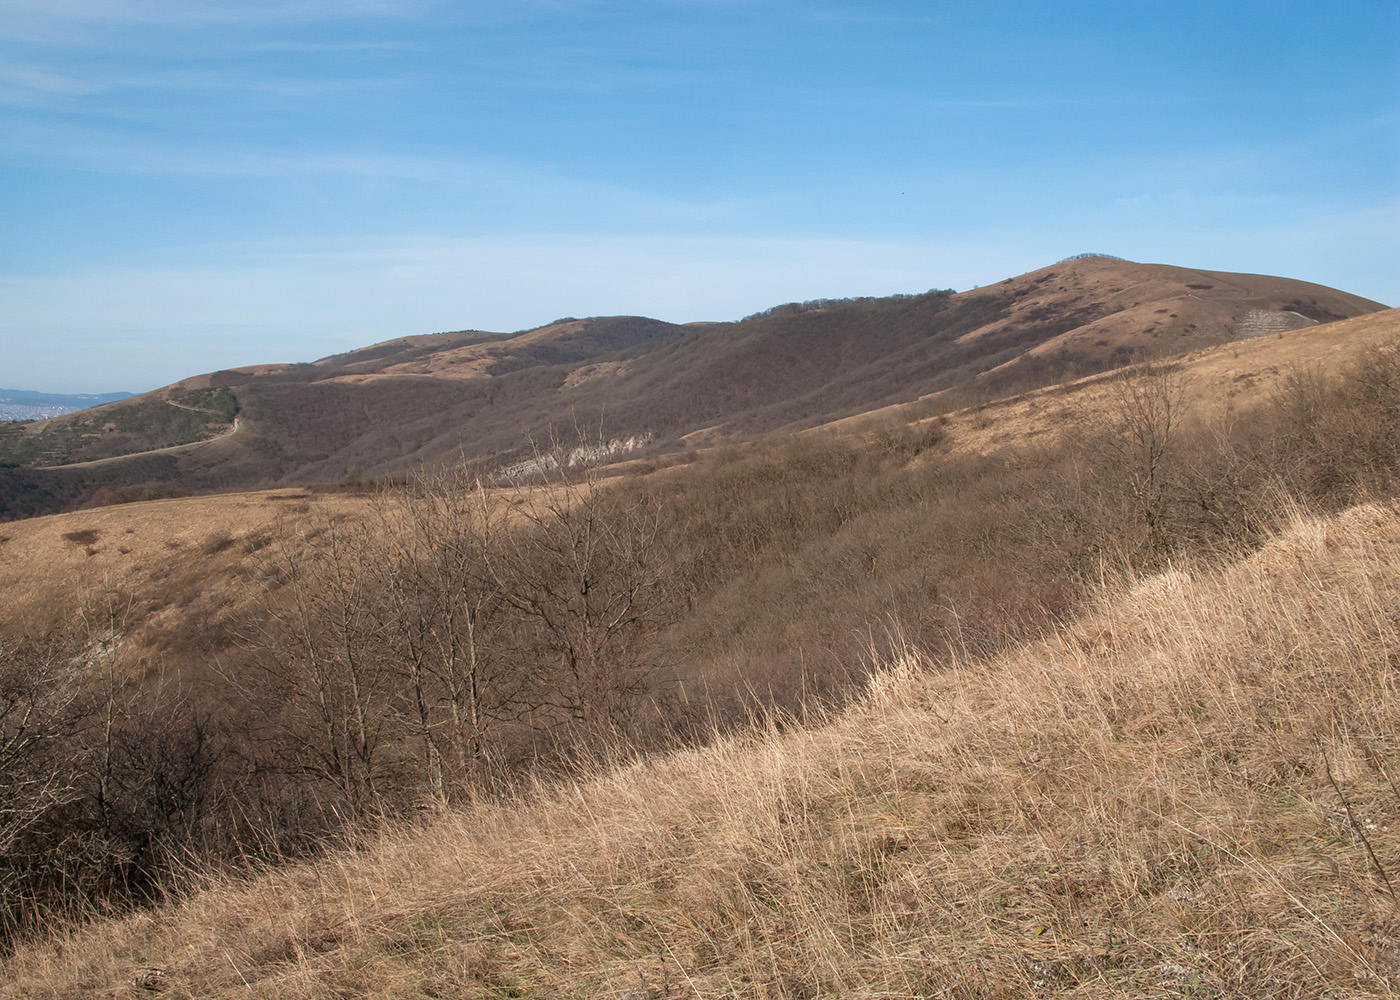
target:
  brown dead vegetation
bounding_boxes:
[2,261,1384,518]
[0,308,1395,986]
[4,498,1397,998]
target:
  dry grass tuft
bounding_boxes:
[4,501,1400,998]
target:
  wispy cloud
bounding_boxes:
[0,0,410,28]
[0,0,597,44]
[0,62,98,95]
[0,61,101,109]
[1112,190,1279,210]
[0,120,457,178]
[0,115,754,231]
[0,0,420,45]
[920,94,1205,111]
[244,39,419,54]
[802,5,946,26]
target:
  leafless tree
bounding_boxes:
[479,440,674,737]
[372,466,528,797]
[0,633,83,896]
[234,434,678,814]
[1107,361,1188,559]
[240,516,399,819]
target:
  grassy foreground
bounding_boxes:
[5,501,1399,998]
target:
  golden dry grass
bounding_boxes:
[4,499,1397,998]
[923,307,1399,458]
[0,489,371,650]
[321,320,595,385]
[0,469,601,683]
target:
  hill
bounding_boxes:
[0,257,1385,519]
[0,278,1396,985]
[2,303,1388,675]
[4,499,1396,998]
[0,304,1394,672]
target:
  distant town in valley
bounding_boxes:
[0,389,133,421]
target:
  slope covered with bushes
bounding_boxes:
[2,258,1384,519]
[3,499,1397,997]
[0,320,1396,951]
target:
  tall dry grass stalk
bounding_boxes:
[4,502,1399,998]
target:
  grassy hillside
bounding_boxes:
[5,308,1394,655]
[0,304,1395,961]
[0,290,1395,993]
[4,499,1397,998]
[3,308,1393,707]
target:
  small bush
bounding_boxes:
[200,532,236,555]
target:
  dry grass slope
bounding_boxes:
[909,307,1400,458]
[0,488,369,654]
[5,500,1398,998]
[7,306,1392,675]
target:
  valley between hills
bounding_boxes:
[1,256,1398,997]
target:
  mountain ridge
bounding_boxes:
[0,256,1387,519]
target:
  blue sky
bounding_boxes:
[1,1,1396,394]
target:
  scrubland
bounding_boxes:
[3,498,1397,997]
[0,314,1397,995]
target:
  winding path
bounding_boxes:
[38,416,243,470]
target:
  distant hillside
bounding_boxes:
[0,257,1386,519]
[0,388,133,422]
[0,386,236,467]
[4,307,1396,678]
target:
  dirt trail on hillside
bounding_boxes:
[41,416,242,470]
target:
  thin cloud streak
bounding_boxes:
[0,62,98,96]
[0,120,756,230]
[0,0,410,31]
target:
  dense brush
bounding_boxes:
[5,501,1398,997]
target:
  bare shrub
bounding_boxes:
[369,468,529,796]
[480,442,676,738]
[0,632,85,935]
[200,532,235,555]
[235,516,404,819]
[1102,362,1188,561]
[0,592,229,944]
[1268,343,1400,501]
